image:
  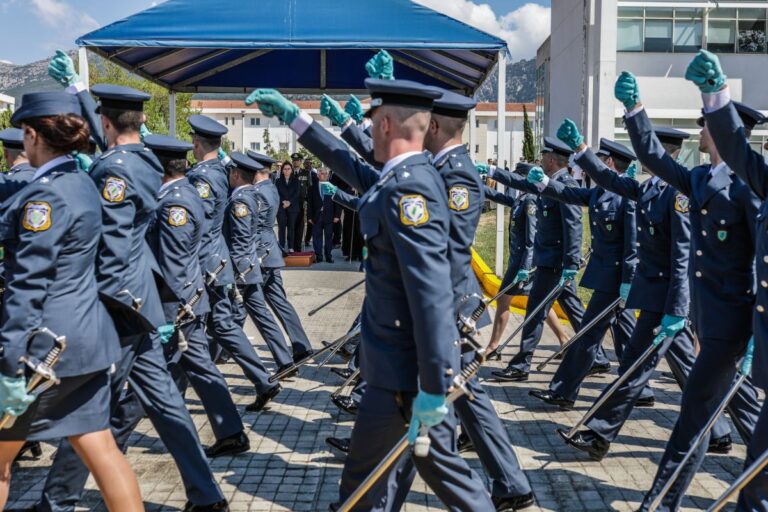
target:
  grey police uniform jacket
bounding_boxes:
[705,101,768,390]
[251,180,285,269]
[299,122,460,395]
[541,159,638,293]
[186,158,236,286]
[493,168,583,271]
[0,160,120,378]
[146,177,211,323]
[90,144,166,335]
[581,152,691,318]
[0,163,36,201]
[224,185,263,286]
[627,108,758,341]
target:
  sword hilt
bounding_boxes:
[205,259,228,287]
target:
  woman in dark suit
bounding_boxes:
[275,161,299,253]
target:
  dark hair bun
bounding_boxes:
[24,114,91,154]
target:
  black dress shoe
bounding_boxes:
[315,256,324,263]
[457,432,475,453]
[293,349,314,364]
[493,492,535,511]
[587,363,611,376]
[635,396,656,407]
[246,385,281,412]
[557,428,610,461]
[276,363,298,379]
[492,367,529,382]
[708,434,732,454]
[14,441,42,462]
[183,499,229,511]
[331,395,358,415]
[204,432,249,458]
[331,368,354,380]
[528,389,575,409]
[326,257,335,264]
[326,436,351,454]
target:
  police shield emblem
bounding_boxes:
[103,177,126,203]
[234,202,249,218]
[399,195,429,226]
[674,194,690,213]
[448,186,469,211]
[168,207,187,227]
[22,202,52,232]
[195,181,211,199]
[606,224,613,232]
[717,230,727,241]
[527,204,537,216]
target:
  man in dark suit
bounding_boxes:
[308,167,341,262]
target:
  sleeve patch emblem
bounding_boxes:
[448,186,469,211]
[399,195,429,226]
[526,203,537,216]
[103,176,126,203]
[168,207,188,227]
[234,202,249,218]
[195,181,211,199]
[674,194,690,213]
[22,201,52,232]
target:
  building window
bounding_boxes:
[475,118,479,128]
[673,9,703,53]
[475,144,479,154]
[644,9,674,52]
[493,145,498,154]
[738,9,767,53]
[618,18,644,51]
[708,18,737,53]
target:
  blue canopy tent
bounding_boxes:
[75,0,512,273]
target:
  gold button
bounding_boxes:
[445,368,454,376]
[702,230,707,236]
[659,272,664,277]
[702,209,708,215]
[395,320,400,327]
[764,256,768,264]
[761,281,768,288]
[695,271,702,277]
[638,227,642,231]
[720,219,726,225]
[696,250,702,256]
[758,305,765,313]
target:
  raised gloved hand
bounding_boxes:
[559,269,578,286]
[245,89,300,125]
[407,389,448,444]
[557,119,584,151]
[653,314,686,344]
[320,181,338,197]
[157,324,175,344]
[72,152,92,172]
[527,166,546,184]
[685,50,727,94]
[365,50,395,80]
[0,375,35,417]
[320,95,350,127]
[626,162,638,180]
[475,163,489,176]
[48,49,80,87]
[615,71,641,110]
[139,123,151,143]
[619,283,631,302]
[217,147,232,166]
[515,269,530,284]
[345,95,364,124]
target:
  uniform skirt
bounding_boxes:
[0,369,111,442]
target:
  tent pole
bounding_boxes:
[495,50,507,277]
[78,47,89,89]
[169,92,177,137]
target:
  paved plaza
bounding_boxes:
[8,263,748,511]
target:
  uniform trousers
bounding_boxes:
[641,334,762,511]
[337,386,494,511]
[241,283,293,368]
[262,268,312,355]
[36,332,224,512]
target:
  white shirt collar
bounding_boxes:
[709,161,729,178]
[431,144,464,166]
[159,176,184,195]
[381,151,422,176]
[33,155,73,181]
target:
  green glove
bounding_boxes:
[48,49,80,87]
[685,50,727,93]
[619,283,631,302]
[157,324,175,344]
[515,269,530,283]
[559,269,578,286]
[320,181,338,197]
[72,152,92,172]
[556,119,584,151]
[407,389,448,444]
[626,162,638,179]
[527,166,545,184]
[475,163,489,175]
[139,123,151,142]
[0,375,35,417]
[244,89,300,125]
[365,50,395,80]
[320,95,350,127]
[615,71,641,110]
[345,95,365,124]
[653,314,686,345]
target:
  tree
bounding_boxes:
[0,108,11,171]
[262,128,275,157]
[522,104,535,163]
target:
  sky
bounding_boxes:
[0,0,550,65]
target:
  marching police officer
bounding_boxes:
[527,139,643,409]
[690,49,768,510]
[246,79,495,510]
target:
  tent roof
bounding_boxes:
[76,0,507,95]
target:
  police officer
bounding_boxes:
[0,91,142,511]
[38,58,228,510]
[689,49,768,510]
[245,80,494,510]
[527,139,644,409]
[0,128,36,194]
[488,138,591,382]
[308,166,341,262]
[555,119,732,462]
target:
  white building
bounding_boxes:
[537,0,768,168]
[0,93,14,112]
[193,99,535,165]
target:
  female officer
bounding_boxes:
[0,92,142,511]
